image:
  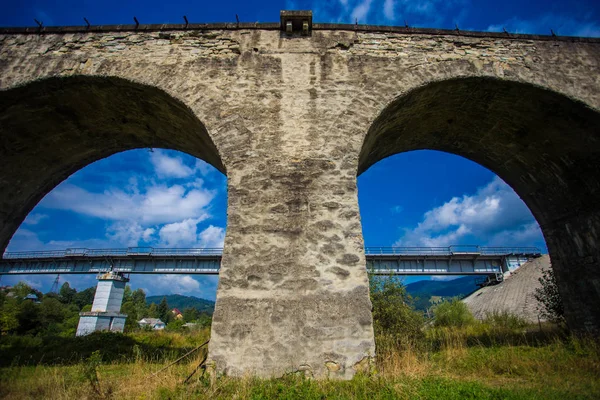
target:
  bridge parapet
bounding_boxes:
[2,246,541,259]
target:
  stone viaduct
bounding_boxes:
[1,12,599,378]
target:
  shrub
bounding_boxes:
[432,299,475,328]
[534,268,565,325]
[369,275,424,348]
[483,311,528,331]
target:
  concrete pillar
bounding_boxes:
[76,272,129,336]
[207,159,376,379]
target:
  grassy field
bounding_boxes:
[1,324,599,399]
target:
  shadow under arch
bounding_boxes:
[358,77,600,335]
[0,75,226,254]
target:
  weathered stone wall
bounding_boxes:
[1,27,599,377]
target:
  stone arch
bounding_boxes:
[358,76,600,334]
[0,75,225,253]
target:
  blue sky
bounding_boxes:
[2,0,598,36]
[2,0,596,299]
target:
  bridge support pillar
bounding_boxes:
[207,158,376,379]
[76,272,129,336]
[545,212,600,335]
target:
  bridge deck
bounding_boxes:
[0,246,541,276]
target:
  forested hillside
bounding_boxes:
[146,294,214,314]
[405,276,479,311]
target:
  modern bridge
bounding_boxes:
[0,246,541,276]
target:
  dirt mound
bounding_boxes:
[462,255,551,322]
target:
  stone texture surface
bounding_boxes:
[1,28,599,377]
[463,255,549,322]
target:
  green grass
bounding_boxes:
[1,326,599,399]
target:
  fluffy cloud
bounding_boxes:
[42,183,214,226]
[395,176,545,248]
[150,150,195,179]
[198,225,226,248]
[352,0,373,22]
[158,222,225,248]
[22,213,48,225]
[9,148,227,252]
[144,275,200,295]
[383,0,395,20]
[158,218,205,247]
[134,275,219,299]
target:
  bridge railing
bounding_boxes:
[3,245,541,260]
[2,247,224,259]
[364,246,541,256]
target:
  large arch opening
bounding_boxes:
[0,76,225,254]
[358,77,600,334]
[3,148,227,297]
[358,149,548,315]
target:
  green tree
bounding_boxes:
[147,303,159,318]
[534,268,565,325]
[17,300,41,334]
[0,297,20,334]
[73,287,96,310]
[197,313,212,328]
[182,307,200,322]
[59,282,77,304]
[123,285,133,303]
[13,282,33,298]
[432,298,475,328]
[132,288,146,306]
[166,319,185,331]
[157,297,170,322]
[40,297,66,326]
[370,275,424,347]
[121,301,139,332]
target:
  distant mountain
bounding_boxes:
[405,276,480,311]
[146,294,215,315]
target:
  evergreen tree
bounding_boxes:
[123,285,133,303]
[158,297,169,322]
[148,303,159,318]
[59,282,77,304]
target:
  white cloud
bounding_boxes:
[198,225,226,248]
[159,218,204,247]
[106,222,151,247]
[22,213,48,225]
[149,275,200,295]
[158,221,225,248]
[6,229,52,252]
[395,176,545,248]
[487,222,544,247]
[383,0,395,20]
[42,183,214,226]
[351,0,373,23]
[142,228,156,242]
[487,14,600,37]
[150,150,194,179]
[134,275,219,299]
[194,159,216,177]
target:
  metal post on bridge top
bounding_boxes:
[75,271,129,336]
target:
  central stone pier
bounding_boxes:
[207,156,375,378]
